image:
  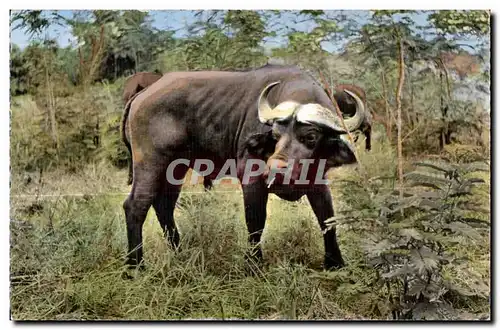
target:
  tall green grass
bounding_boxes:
[10,175,363,320]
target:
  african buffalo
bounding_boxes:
[122,71,214,190]
[333,84,372,151]
[121,64,366,270]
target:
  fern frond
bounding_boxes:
[459,161,490,173]
[444,222,483,241]
[405,171,451,190]
[381,263,415,279]
[410,247,439,274]
[399,228,424,241]
[413,161,453,173]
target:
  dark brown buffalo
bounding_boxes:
[333,84,372,151]
[121,64,366,270]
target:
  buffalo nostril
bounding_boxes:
[277,162,288,169]
[268,159,288,169]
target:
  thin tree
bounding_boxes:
[395,31,405,201]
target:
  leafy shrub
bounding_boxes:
[442,144,489,164]
[328,160,490,320]
[10,85,125,173]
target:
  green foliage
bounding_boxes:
[299,10,324,17]
[372,10,417,18]
[10,97,58,172]
[177,10,269,71]
[273,11,346,73]
[224,10,267,49]
[64,10,176,81]
[428,10,490,36]
[327,160,490,320]
[10,10,67,37]
[10,44,29,95]
[10,85,124,173]
[441,144,489,164]
[98,99,129,169]
[343,10,489,153]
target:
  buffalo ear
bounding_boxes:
[242,131,277,159]
[324,136,357,167]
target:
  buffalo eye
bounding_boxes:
[299,132,319,149]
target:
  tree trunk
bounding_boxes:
[381,68,392,143]
[44,56,58,152]
[438,71,450,150]
[114,54,118,80]
[437,56,454,151]
[396,34,405,204]
[404,67,414,129]
[409,67,417,126]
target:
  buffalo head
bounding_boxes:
[243,80,365,188]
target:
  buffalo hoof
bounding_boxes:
[324,257,345,271]
[122,263,146,280]
[121,271,134,280]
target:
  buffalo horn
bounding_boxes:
[257,81,297,124]
[341,89,365,132]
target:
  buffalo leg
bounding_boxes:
[365,126,372,151]
[241,180,269,261]
[307,187,345,269]
[123,161,166,268]
[203,177,213,191]
[152,165,188,249]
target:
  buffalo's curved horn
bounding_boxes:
[258,81,297,124]
[341,89,365,132]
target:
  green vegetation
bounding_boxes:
[10,10,490,320]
